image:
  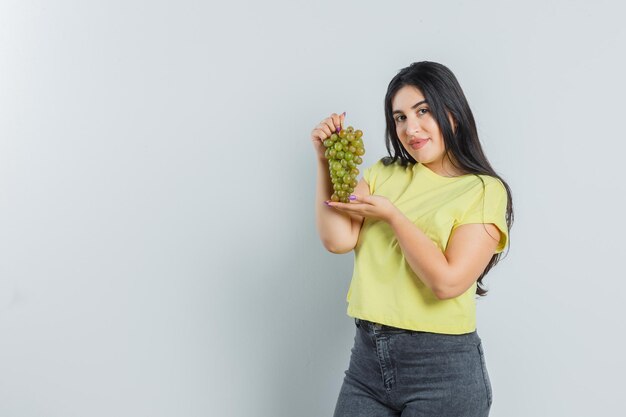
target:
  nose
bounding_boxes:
[405,115,421,136]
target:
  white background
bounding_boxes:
[1,1,625,416]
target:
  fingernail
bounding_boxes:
[349,195,356,200]
[335,126,340,133]
[324,200,330,205]
[342,111,346,117]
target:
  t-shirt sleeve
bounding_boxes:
[453,177,509,253]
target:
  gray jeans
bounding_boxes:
[333,318,493,417]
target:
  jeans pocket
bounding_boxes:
[477,343,493,407]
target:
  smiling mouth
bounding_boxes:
[408,138,429,149]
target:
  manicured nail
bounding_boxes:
[324,200,331,205]
[349,195,356,200]
[342,111,346,117]
[335,126,340,133]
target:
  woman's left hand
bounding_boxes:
[327,194,400,223]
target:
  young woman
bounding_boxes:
[310,61,513,417]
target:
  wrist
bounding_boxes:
[387,209,405,227]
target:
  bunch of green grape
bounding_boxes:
[323,126,366,203]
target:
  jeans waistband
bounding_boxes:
[355,318,411,332]
[354,318,479,340]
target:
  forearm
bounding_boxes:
[387,212,452,298]
[315,159,354,252]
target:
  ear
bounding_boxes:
[451,120,459,135]
[446,112,458,133]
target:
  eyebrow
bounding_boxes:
[392,100,428,115]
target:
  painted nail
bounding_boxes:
[342,111,346,117]
[324,200,331,205]
[349,195,356,200]
[335,126,340,133]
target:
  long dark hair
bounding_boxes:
[382,61,514,297]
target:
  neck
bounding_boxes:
[423,158,463,177]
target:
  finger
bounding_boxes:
[346,194,373,205]
[323,117,337,135]
[319,123,333,137]
[311,128,326,142]
[328,203,353,213]
[328,202,366,213]
[340,111,346,130]
[353,194,375,204]
[330,113,341,133]
[313,124,332,140]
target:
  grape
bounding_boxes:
[323,125,366,203]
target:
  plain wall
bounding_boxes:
[1,0,625,416]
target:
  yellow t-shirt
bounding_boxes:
[346,159,509,334]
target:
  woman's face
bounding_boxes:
[391,85,456,175]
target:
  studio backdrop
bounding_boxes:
[1,1,625,416]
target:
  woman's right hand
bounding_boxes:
[310,112,345,161]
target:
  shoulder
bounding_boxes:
[363,157,410,186]
[449,174,509,214]
[365,157,409,176]
[461,174,509,215]
[466,174,507,195]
